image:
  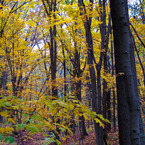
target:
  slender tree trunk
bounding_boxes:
[103,13,111,134]
[42,0,59,143]
[0,76,3,123]
[111,31,116,132]
[74,45,88,137]
[129,35,145,145]
[78,0,100,144]
[0,71,7,123]
[86,74,92,129]
[78,0,109,144]
[70,78,76,134]
[97,0,108,144]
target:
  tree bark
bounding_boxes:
[78,0,100,144]
[126,1,145,144]
[74,48,88,137]
[111,30,116,132]
[110,0,141,144]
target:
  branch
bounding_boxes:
[11,1,32,13]
[41,0,50,17]
[131,32,145,85]
[57,57,74,76]
[0,1,31,37]
[0,2,17,37]
[130,22,145,48]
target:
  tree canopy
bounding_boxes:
[0,0,144,144]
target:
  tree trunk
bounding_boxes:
[42,0,59,143]
[110,0,141,144]
[110,7,130,142]
[74,43,88,137]
[126,1,145,144]
[103,13,111,134]
[111,31,116,132]
[78,0,100,144]
[0,71,7,123]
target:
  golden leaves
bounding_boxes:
[8,118,15,124]
[0,127,14,133]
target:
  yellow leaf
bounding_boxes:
[0,128,5,133]
[69,104,74,110]
[0,111,10,118]
[84,115,89,120]
[94,118,104,128]
[5,127,14,133]
[0,127,14,133]
[8,118,15,124]
[62,137,66,141]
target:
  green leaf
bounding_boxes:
[31,115,37,120]
[0,135,4,140]
[56,139,61,145]
[27,126,38,135]
[45,137,55,144]
[45,137,51,140]
[3,102,10,106]
[24,113,29,117]
[12,96,16,98]
[16,124,27,130]
[19,99,23,102]
[5,136,15,143]
[59,127,66,132]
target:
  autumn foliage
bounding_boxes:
[0,0,144,144]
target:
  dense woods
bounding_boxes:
[0,0,144,144]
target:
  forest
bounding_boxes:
[0,0,144,145]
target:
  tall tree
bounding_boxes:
[78,0,100,144]
[125,1,145,144]
[42,0,59,143]
[110,0,141,144]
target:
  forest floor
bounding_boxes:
[2,119,145,145]
[0,127,119,145]
[60,127,119,145]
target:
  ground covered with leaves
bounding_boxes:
[0,127,119,145]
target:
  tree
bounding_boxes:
[110,0,141,144]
